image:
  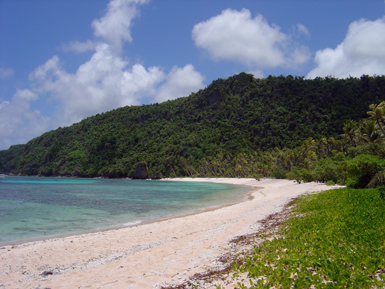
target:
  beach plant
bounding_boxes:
[254,174,264,181]
[233,187,385,288]
[346,154,385,188]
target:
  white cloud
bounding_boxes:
[307,16,385,78]
[91,0,149,53]
[248,69,264,79]
[0,89,51,150]
[61,40,98,53]
[13,88,38,101]
[61,0,148,55]
[155,64,205,102]
[30,43,165,125]
[0,67,14,78]
[296,23,310,37]
[29,44,204,125]
[0,101,9,110]
[192,8,310,69]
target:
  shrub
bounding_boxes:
[253,174,264,181]
[345,177,365,189]
[313,158,348,183]
[287,168,313,183]
[346,154,385,188]
[271,169,288,179]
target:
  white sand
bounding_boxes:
[0,178,342,288]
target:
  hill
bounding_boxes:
[1,73,384,178]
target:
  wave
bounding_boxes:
[123,220,142,226]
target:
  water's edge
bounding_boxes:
[0,179,260,247]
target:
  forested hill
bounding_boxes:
[1,73,384,178]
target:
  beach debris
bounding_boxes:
[40,270,54,276]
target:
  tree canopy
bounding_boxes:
[1,73,384,179]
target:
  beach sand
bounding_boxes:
[0,178,342,288]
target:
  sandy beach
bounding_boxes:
[0,178,342,288]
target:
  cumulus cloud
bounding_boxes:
[155,64,205,103]
[0,89,51,150]
[192,8,310,70]
[307,16,385,78]
[92,0,149,53]
[30,45,205,124]
[61,0,148,54]
[30,43,165,125]
[0,67,14,78]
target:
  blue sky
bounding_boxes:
[0,0,385,150]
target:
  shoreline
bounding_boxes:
[0,178,254,247]
[0,178,343,289]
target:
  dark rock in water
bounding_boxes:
[151,172,163,179]
[129,162,148,179]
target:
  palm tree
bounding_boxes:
[302,137,316,159]
[367,101,385,138]
[316,136,329,158]
[367,170,385,188]
[341,119,358,147]
[357,119,382,144]
[327,137,336,155]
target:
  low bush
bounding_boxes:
[346,154,385,188]
[287,168,313,183]
[325,180,335,186]
[233,188,385,288]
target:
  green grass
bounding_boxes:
[233,188,385,288]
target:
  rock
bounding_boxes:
[151,172,163,180]
[129,162,148,179]
[41,270,54,276]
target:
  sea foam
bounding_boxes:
[123,220,142,226]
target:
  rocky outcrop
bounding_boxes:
[151,172,163,180]
[129,162,148,179]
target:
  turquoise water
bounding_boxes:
[0,177,249,244]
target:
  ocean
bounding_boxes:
[0,176,249,245]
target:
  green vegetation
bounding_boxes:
[272,105,385,188]
[232,187,385,288]
[0,73,384,179]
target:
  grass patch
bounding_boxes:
[233,188,385,288]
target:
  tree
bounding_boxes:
[367,170,385,188]
[342,119,358,147]
[357,119,382,144]
[367,101,385,137]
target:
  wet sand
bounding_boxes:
[0,178,342,288]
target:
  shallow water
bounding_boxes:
[0,176,249,244]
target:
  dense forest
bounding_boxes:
[1,73,385,182]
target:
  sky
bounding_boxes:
[0,0,385,150]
